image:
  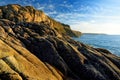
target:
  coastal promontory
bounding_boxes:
[0,4,120,80]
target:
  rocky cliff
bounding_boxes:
[0,4,81,37]
[0,4,120,80]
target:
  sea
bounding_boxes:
[73,34,120,56]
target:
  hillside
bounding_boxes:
[0,4,81,37]
[0,4,120,80]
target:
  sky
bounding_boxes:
[0,0,120,34]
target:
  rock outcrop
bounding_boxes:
[0,4,120,80]
[0,4,81,37]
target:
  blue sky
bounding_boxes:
[0,0,120,34]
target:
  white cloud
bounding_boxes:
[37,6,45,10]
[48,4,55,10]
[36,3,56,11]
[55,13,87,20]
[91,15,120,19]
[70,21,120,35]
[36,3,45,10]
[51,10,120,34]
[60,4,73,8]
[46,11,57,15]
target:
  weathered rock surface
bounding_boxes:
[0,4,81,37]
[0,4,120,80]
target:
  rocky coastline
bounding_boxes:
[0,4,120,80]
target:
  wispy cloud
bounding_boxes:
[46,11,57,15]
[36,3,44,9]
[59,4,73,8]
[48,4,55,10]
[70,20,120,34]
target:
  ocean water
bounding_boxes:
[73,34,120,56]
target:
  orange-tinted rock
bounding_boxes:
[0,4,81,37]
[0,4,119,80]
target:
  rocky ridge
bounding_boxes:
[0,4,120,80]
[0,4,81,37]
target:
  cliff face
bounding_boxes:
[0,4,120,80]
[0,4,81,37]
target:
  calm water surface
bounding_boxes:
[73,34,120,56]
